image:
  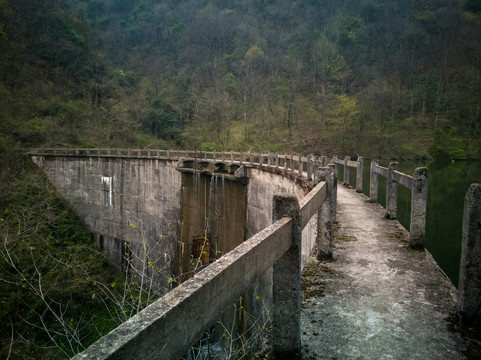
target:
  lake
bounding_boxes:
[338,159,481,288]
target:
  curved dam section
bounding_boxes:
[31,153,317,291]
[31,156,182,288]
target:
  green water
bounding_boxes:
[338,160,481,287]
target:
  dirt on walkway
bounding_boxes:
[301,185,469,360]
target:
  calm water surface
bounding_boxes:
[339,160,481,287]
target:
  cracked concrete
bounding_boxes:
[301,185,466,360]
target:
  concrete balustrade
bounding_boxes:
[28,148,335,359]
[369,161,428,249]
[29,149,325,182]
[332,156,364,192]
[458,183,481,326]
[71,178,331,360]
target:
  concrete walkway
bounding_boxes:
[301,185,467,359]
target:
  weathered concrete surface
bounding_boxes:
[31,156,182,289]
[458,183,481,326]
[177,173,246,281]
[246,167,315,268]
[301,185,466,359]
[72,217,294,360]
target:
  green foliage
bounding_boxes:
[0,153,129,358]
[200,141,219,151]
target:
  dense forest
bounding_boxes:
[1,0,481,159]
[1,0,481,358]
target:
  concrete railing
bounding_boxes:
[28,148,330,183]
[332,156,364,193]
[370,161,428,249]
[458,183,481,326]
[65,154,335,359]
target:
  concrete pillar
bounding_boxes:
[356,157,364,193]
[317,168,334,260]
[458,184,481,326]
[272,193,302,360]
[320,156,327,167]
[343,156,350,186]
[370,160,379,203]
[313,157,320,183]
[298,155,302,177]
[328,163,337,223]
[409,167,428,249]
[307,155,312,180]
[386,162,399,219]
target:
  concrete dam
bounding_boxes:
[28,149,480,359]
[30,150,319,295]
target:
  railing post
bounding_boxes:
[307,155,312,180]
[320,155,327,167]
[458,184,481,326]
[250,151,253,165]
[317,167,334,260]
[313,157,319,183]
[370,160,379,203]
[275,153,279,169]
[343,156,350,186]
[356,157,363,193]
[272,193,301,360]
[409,167,428,249]
[330,159,338,180]
[297,155,300,175]
[386,162,399,219]
[328,163,337,223]
[267,153,272,167]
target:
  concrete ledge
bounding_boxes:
[299,181,327,229]
[73,218,293,360]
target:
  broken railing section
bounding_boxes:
[369,161,428,249]
[332,156,364,193]
[458,183,481,327]
[72,179,334,360]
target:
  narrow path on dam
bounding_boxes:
[300,185,467,359]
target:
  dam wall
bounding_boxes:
[31,156,182,289]
[31,153,318,295]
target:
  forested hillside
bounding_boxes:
[1,0,480,159]
[1,0,481,358]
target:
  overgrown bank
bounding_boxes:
[0,151,157,359]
